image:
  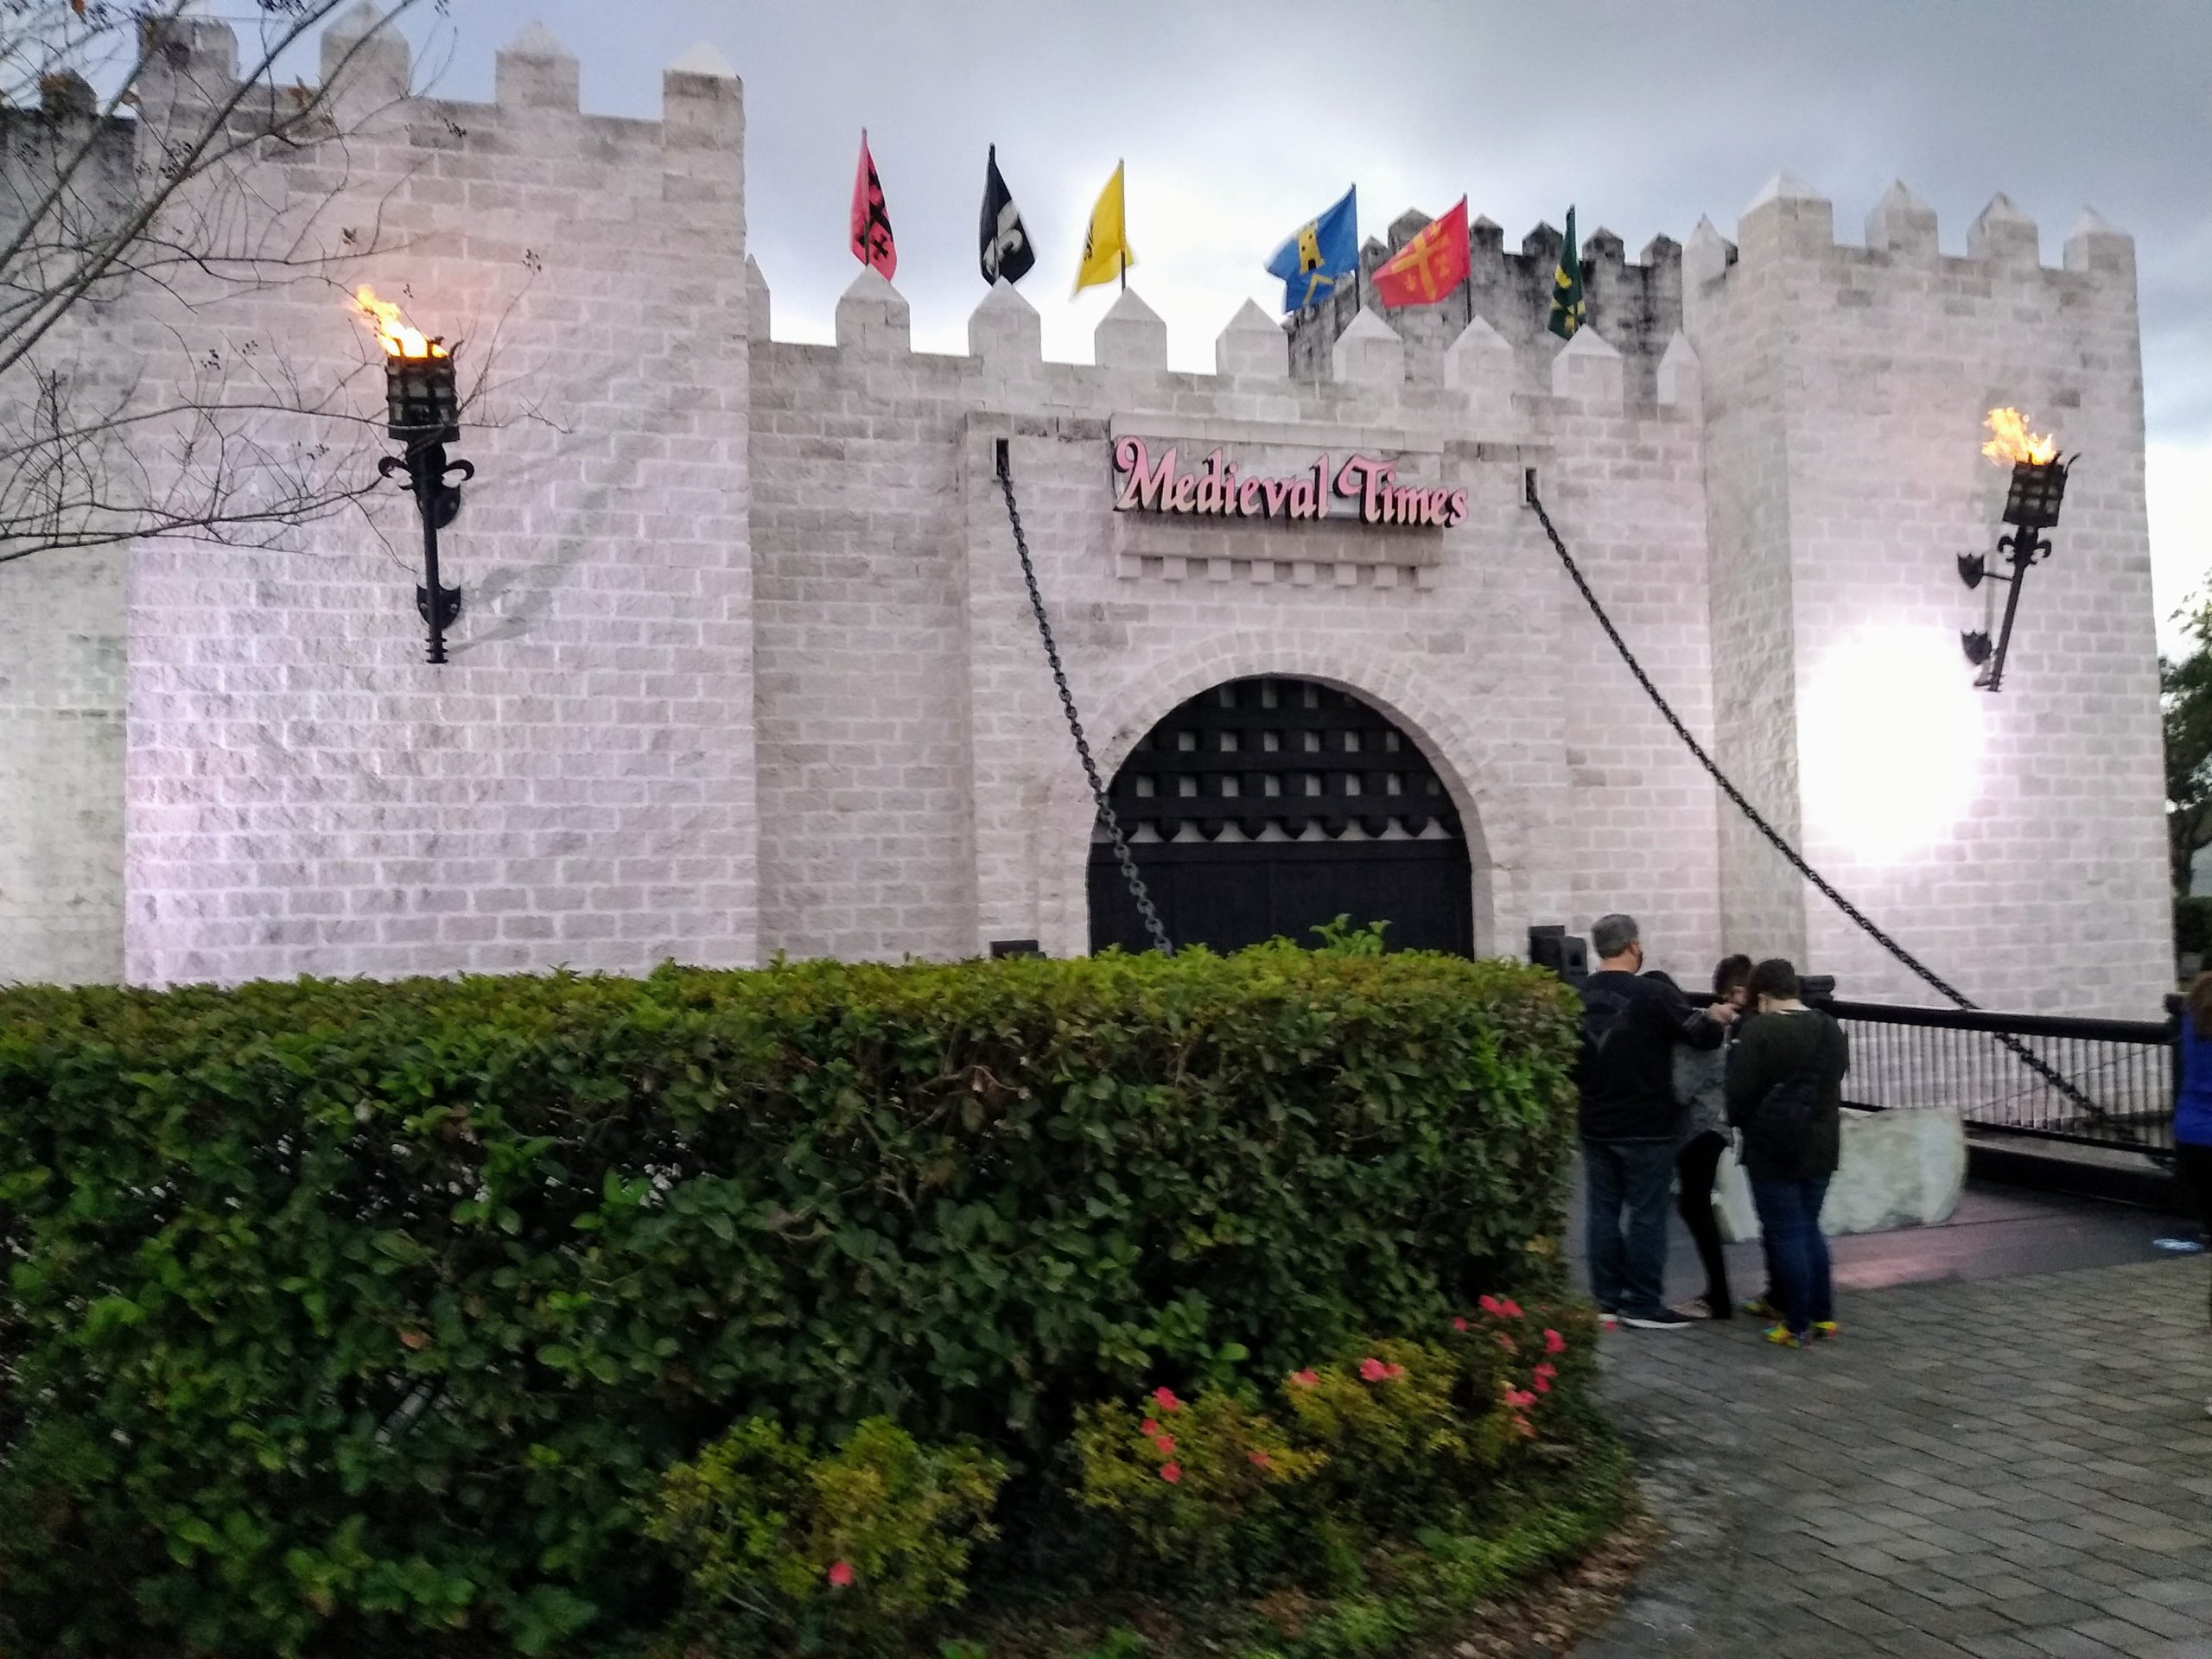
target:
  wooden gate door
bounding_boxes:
[1088,677,1473,956]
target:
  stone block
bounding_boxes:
[496,20,582,112]
[1737,173,1834,261]
[1866,179,1939,257]
[1214,298,1287,379]
[1332,306,1403,387]
[836,266,911,353]
[1443,315,1513,421]
[969,278,1042,370]
[2063,207,2134,279]
[1550,324,1624,404]
[1656,330,1701,411]
[1713,1108,1967,1243]
[746,255,772,339]
[1683,215,1732,289]
[1094,287,1167,371]
[1967,193,2038,266]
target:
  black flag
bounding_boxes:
[978,144,1035,286]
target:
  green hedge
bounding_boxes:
[0,948,1580,1656]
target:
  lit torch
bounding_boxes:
[356,283,458,445]
[1957,407,2072,691]
[361,284,469,664]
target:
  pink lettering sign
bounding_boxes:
[1111,435,1467,529]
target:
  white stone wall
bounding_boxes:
[749,276,979,962]
[116,22,758,983]
[0,18,2169,1018]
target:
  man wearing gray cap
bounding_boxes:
[1575,912,1733,1330]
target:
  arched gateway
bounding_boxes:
[1088,677,1473,956]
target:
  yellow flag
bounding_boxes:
[1073,161,1134,295]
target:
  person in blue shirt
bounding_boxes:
[2176,976,2212,1341]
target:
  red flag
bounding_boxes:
[1371,197,1470,308]
[849,130,896,279]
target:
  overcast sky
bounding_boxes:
[393,1,2210,645]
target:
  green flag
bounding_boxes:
[1548,206,1586,340]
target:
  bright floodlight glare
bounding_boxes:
[1801,625,1984,863]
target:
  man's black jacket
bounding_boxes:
[1574,969,1724,1141]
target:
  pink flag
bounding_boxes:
[849,130,896,279]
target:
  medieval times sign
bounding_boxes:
[1111,436,1467,529]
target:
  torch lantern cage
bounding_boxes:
[385,351,459,445]
[2000,457,2070,532]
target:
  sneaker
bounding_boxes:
[1621,1309,1696,1331]
[1762,1323,1806,1349]
[1809,1320,1840,1342]
[1739,1296,1780,1320]
[1672,1298,1717,1320]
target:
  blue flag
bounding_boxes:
[1266,186,1358,313]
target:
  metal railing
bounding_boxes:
[1811,995,2177,1159]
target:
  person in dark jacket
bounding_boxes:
[1577,913,1732,1331]
[1725,957,1849,1348]
[1659,956,1752,1320]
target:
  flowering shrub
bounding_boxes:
[649,1416,1005,1656]
[1071,1387,1325,1581]
[1074,1306,1597,1594]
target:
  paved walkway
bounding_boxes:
[1581,1256,2212,1658]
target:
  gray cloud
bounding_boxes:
[400,1,2212,590]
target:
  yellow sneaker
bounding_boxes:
[1762,1323,1805,1349]
[1809,1320,1840,1341]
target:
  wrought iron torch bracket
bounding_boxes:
[379,439,474,665]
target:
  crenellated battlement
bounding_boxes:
[0,7,746,240]
[1284,208,1685,391]
[754,243,1693,425]
[1685,173,2135,290]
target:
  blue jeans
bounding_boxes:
[1751,1175,1834,1334]
[1583,1139,1675,1319]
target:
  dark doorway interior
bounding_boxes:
[1088,677,1473,956]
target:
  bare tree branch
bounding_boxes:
[0,0,552,569]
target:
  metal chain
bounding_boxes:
[1525,480,2123,1133]
[997,448,1173,956]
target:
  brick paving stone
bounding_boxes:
[1579,1258,2212,1657]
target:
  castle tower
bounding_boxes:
[1685,176,2162,1014]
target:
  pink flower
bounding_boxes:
[1535,1362,1557,1383]
[1141,1418,1161,1437]
[1494,1332,1517,1353]
[1160,1462,1182,1484]
[1290,1369,1319,1389]
[827,1560,855,1588]
[1513,1415,1536,1438]
[1153,1434,1177,1454]
[1503,1386,1537,1410]
[1498,1298,1524,1319]
[1452,1316,1470,1332]
[1478,1294,1503,1315]
[1151,1387,1181,1414]
[1544,1328,1566,1356]
[1385,1363,1405,1379]
[1249,1450,1271,1468]
[1359,1357,1389,1382]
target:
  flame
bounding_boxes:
[1982,407,2057,467]
[353,283,444,359]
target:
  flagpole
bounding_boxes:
[1119,158,1127,291]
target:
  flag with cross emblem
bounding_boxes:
[1548,205,1586,339]
[849,130,896,279]
[1370,196,1470,308]
[1265,186,1358,314]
